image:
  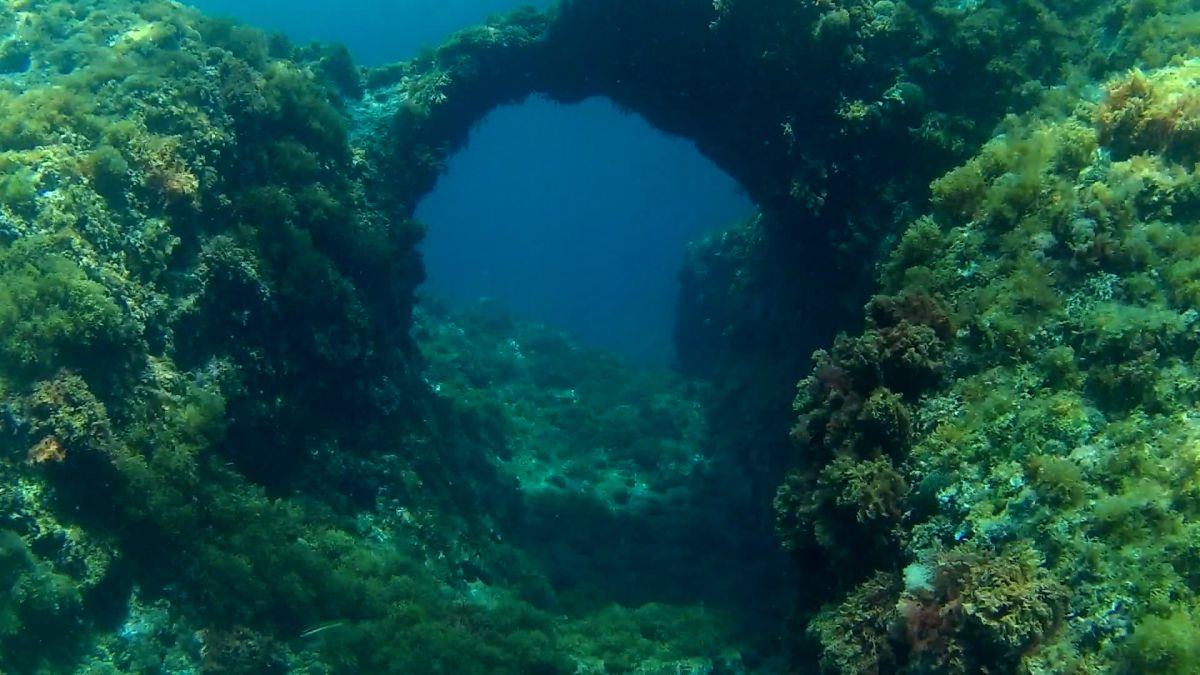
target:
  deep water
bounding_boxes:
[417,96,752,367]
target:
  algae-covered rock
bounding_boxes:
[784,60,1200,672]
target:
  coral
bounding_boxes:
[26,435,66,465]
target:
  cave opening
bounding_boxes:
[415,94,753,370]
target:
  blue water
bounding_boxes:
[189,0,752,367]
[418,97,750,367]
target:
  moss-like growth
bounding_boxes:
[1097,64,1200,164]
[1123,608,1200,673]
[0,529,86,673]
[0,238,138,384]
[808,572,902,674]
[785,59,1200,672]
[5,0,1200,672]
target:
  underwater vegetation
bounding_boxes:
[1,0,1200,672]
[781,57,1200,674]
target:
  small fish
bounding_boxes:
[299,621,346,639]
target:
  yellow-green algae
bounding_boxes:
[781,61,1200,672]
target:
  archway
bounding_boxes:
[344,0,917,632]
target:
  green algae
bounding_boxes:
[780,61,1200,673]
[0,1,572,671]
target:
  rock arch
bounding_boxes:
[349,0,1079,389]
[356,2,794,219]
[353,0,1068,244]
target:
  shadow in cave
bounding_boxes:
[411,95,792,626]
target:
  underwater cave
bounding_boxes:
[415,94,753,368]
